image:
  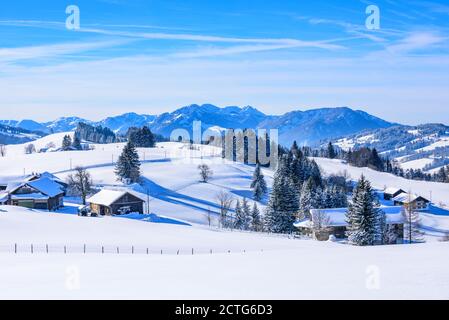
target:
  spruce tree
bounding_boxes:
[251,202,263,232]
[72,135,82,150]
[265,155,299,234]
[346,175,381,246]
[234,200,244,230]
[251,164,267,201]
[115,141,141,183]
[62,135,72,151]
[299,178,314,219]
[327,142,337,159]
[241,198,251,230]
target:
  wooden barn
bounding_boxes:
[87,189,145,216]
[3,177,64,211]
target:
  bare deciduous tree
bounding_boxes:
[402,192,424,244]
[198,164,213,183]
[66,166,93,205]
[45,142,56,149]
[216,191,234,229]
[24,144,36,154]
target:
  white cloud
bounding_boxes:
[0,40,129,63]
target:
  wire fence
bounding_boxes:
[0,243,266,256]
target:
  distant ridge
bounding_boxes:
[1,105,395,146]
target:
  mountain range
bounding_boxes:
[0,104,395,146]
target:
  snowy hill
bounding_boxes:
[1,105,395,147]
[0,123,43,145]
[1,205,449,299]
[332,124,449,172]
[1,135,449,299]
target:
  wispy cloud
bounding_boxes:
[382,31,447,55]
[0,40,128,63]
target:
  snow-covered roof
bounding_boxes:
[0,192,8,203]
[295,206,404,229]
[87,189,145,207]
[10,193,49,200]
[392,193,429,204]
[0,174,36,186]
[26,177,64,197]
[384,187,405,195]
[39,172,63,183]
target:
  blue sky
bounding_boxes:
[1,0,449,124]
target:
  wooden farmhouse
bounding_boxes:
[87,189,145,216]
[1,177,64,210]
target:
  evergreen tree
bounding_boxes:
[72,134,82,150]
[115,141,141,183]
[234,200,244,230]
[251,202,263,232]
[241,198,252,230]
[299,178,315,219]
[264,155,299,234]
[346,175,381,246]
[250,164,267,201]
[128,126,156,148]
[62,135,72,151]
[327,142,337,159]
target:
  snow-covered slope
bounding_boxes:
[0,205,448,299]
[1,138,449,299]
[333,124,449,172]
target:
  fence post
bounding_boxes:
[64,246,67,254]
[177,250,179,255]
[132,246,134,255]
[46,244,49,254]
[117,247,119,254]
[31,244,33,254]
[102,246,104,254]
[161,249,163,255]
[210,249,212,255]
[84,244,86,254]
[192,248,194,255]
[14,243,17,254]
[146,248,149,255]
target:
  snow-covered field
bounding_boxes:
[1,134,449,299]
[0,207,449,300]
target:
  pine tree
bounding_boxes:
[72,134,82,150]
[299,178,314,219]
[265,155,299,234]
[241,198,251,230]
[115,141,141,183]
[327,142,337,159]
[234,200,245,230]
[62,135,72,151]
[251,164,267,201]
[251,202,263,232]
[346,175,381,246]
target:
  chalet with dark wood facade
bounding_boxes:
[87,189,145,216]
